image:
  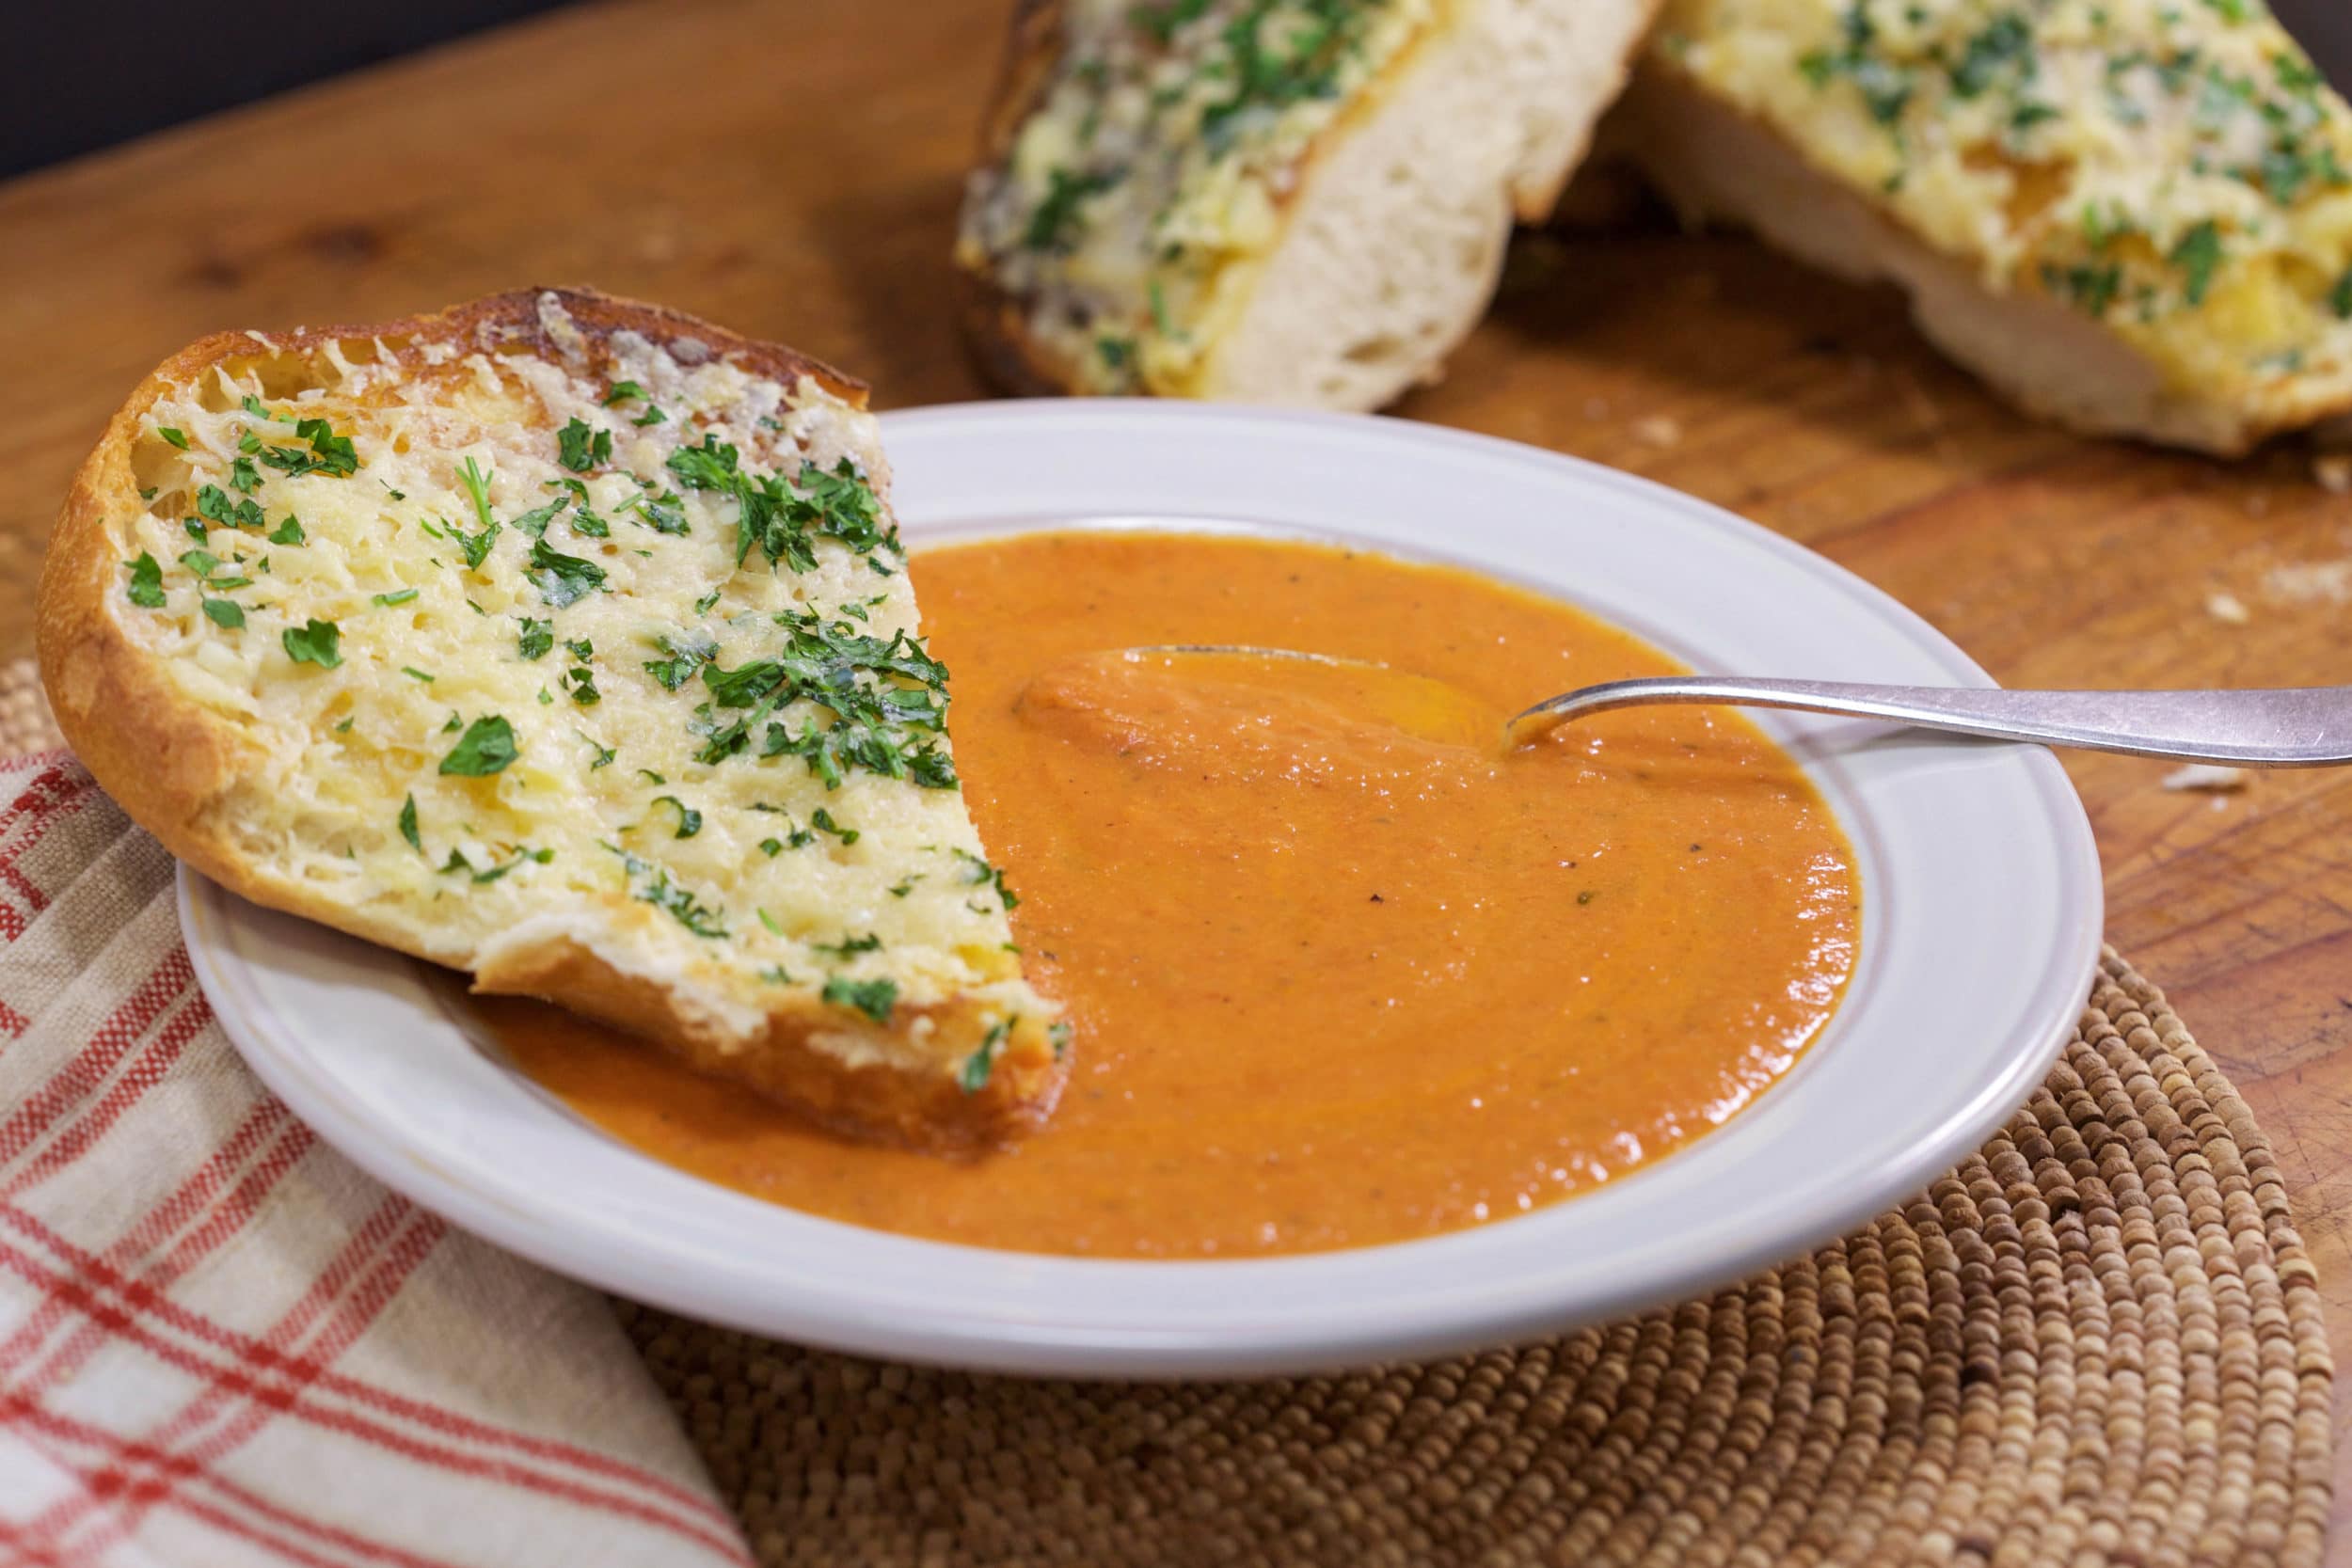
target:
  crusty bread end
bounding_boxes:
[959,0,1663,410]
[1620,68,2341,455]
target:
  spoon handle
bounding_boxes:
[1508,678,2352,766]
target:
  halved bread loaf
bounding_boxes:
[1624,0,2352,454]
[957,0,1663,408]
[38,288,1064,1148]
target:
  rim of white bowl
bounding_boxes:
[185,401,2105,1378]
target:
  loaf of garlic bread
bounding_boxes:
[1625,0,2352,453]
[37,288,1064,1148]
[957,0,1663,408]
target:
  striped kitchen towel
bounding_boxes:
[0,749,751,1567]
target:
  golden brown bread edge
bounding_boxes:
[959,0,1096,399]
[37,286,1063,1152]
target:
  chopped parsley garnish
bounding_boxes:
[2042,260,2122,317]
[758,838,785,857]
[402,666,435,683]
[610,846,726,937]
[1947,12,2031,98]
[527,538,607,607]
[281,618,342,668]
[510,499,565,539]
[811,808,857,846]
[157,426,190,450]
[580,732,616,769]
[694,607,953,787]
[2330,265,2352,320]
[652,795,702,838]
[125,553,166,608]
[563,663,600,706]
[398,794,421,853]
[457,456,498,529]
[1198,0,1375,147]
[241,394,292,424]
[373,588,420,608]
[1134,0,1211,43]
[1024,166,1120,252]
[959,1019,1014,1093]
[555,417,612,472]
[602,380,667,426]
[812,932,882,958]
[454,519,499,570]
[517,617,553,660]
[644,629,719,691]
[624,488,690,536]
[443,845,551,885]
[820,975,898,1024]
[201,598,245,629]
[665,440,894,574]
[2169,221,2226,306]
[229,455,262,494]
[257,417,359,479]
[268,515,306,546]
[953,847,1019,911]
[439,715,517,776]
[194,484,235,525]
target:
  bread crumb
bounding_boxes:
[2316,454,2352,494]
[2264,560,2352,604]
[2162,764,2250,793]
[2204,591,2250,625]
[1633,416,1683,449]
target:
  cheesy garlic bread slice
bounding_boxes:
[1624,0,2352,453]
[957,0,1663,408]
[38,289,1064,1148]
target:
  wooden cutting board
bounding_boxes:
[3,0,2347,1544]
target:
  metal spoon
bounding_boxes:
[1129,646,2352,767]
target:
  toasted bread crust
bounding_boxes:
[39,287,1059,1149]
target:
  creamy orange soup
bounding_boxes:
[494,531,1859,1257]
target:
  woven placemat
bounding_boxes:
[621,951,2334,1567]
[2,657,2332,1564]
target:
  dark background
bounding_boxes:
[4,0,2350,182]
[3,1,576,181]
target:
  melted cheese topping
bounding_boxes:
[1655,0,2352,404]
[110,295,1052,1074]
[958,0,1438,393]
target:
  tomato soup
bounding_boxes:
[494,531,1859,1257]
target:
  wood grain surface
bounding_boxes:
[5,0,2350,1549]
